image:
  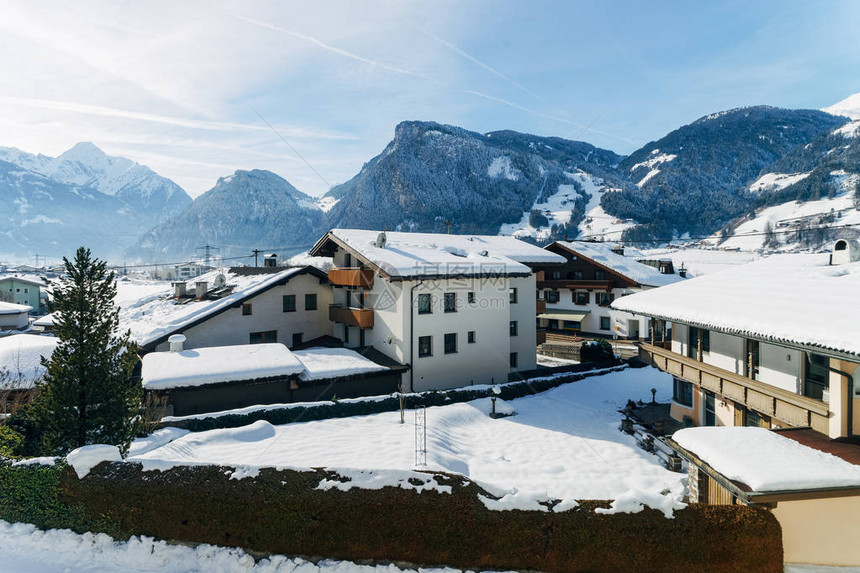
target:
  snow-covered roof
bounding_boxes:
[141,344,392,389]
[0,301,32,315]
[0,275,44,288]
[293,347,388,381]
[673,427,860,492]
[612,253,860,357]
[32,313,55,326]
[0,334,58,387]
[119,267,313,348]
[141,343,305,390]
[553,241,682,287]
[311,229,564,279]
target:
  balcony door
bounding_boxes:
[704,391,716,426]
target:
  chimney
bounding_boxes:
[610,246,625,256]
[195,281,208,300]
[263,253,277,268]
[173,282,187,298]
[168,334,186,352]
[678,264,687,278]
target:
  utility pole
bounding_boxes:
[252,249,262,267]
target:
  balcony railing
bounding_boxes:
[536,299,547,314]
[328,267,374,288]
[329,304,374,329]
[638,342,830,433]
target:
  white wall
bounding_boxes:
[508,275,537,372]
[758,343,801,393]
[0,311,28,330]
[153,274,333,352]
[702,331,744,374]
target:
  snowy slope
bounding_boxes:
[823,92,860,120]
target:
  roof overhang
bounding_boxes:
[538,309,590,321]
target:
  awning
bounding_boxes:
[538,310,590,321]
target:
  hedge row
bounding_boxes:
[33,461,783,573]
[164,362,626,432]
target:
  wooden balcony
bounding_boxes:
[328,267,374,288]
[638,342,830,433]
[536,328,547,346]
[329,304,374,329]
[536,299,547,314]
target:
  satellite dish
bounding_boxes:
[214,274,226,288]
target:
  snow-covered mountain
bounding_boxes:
[0,142,191,219]
[324,121,626,239]
[822,93,860,121]
[132,169,324,259]
[0,143,192,260]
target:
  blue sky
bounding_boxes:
[1,0,859,197]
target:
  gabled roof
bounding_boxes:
[551,241,682,287]
[120,266,327,350]
[612,253,860,358]
[310,229,564,280]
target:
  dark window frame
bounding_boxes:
[599,316,611,330]
[305,293,318,311]
[283,295,296,312]
[444,292,457,313]
[242,303,253,316]
[418,293,432,315]
[444,333,457,354]
[418,335,432,357]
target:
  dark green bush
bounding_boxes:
[581,338,615,363]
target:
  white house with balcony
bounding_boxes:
[309,229,565,392]
[613,239,860,440]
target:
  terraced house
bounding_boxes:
[613,240,860,440]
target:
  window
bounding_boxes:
[467,292,476,304]
[551,270,561,280]
[804,353,829,400]
[283,295,296,312]
[563,320,581,331]
[418,335,432,357]
[600,316,611,330]
[594,270,607,281]
[24,288,28,294]
[467,331,476,343]
[242,303,253,316]
[359,328,366,347]
[545,290,559,303]
[509,352,518,368]
[509,321,518,336]
[250,330,277,344]
[444,292,456,313]
[672,378,693,407]
[596,292,614,306]
[291,332,303,348]
[704,391,716,426]
[573,270,583,280]
[418,293,432,314]
[343,324,350,343]
[509,287,518,304]
[444,333,457,354]
[305,293,318,311]
[575,291,588,305]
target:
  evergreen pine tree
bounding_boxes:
[33,247,141,455]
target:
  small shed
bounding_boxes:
[0,301,33,332]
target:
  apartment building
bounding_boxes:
[309,229,565,391]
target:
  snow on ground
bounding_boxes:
[316,195,340,213]
[0,520,503,573]
[823,92,860,120]
[536,354,579,367]
[487,156,520,181]
[576,176,635,242]
[717,183,860,252]
[131,367,685,513]
[748,172,811,194]
[498,171,594,241]
[673,427,860,491]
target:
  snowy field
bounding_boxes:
[131,367,684,513]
